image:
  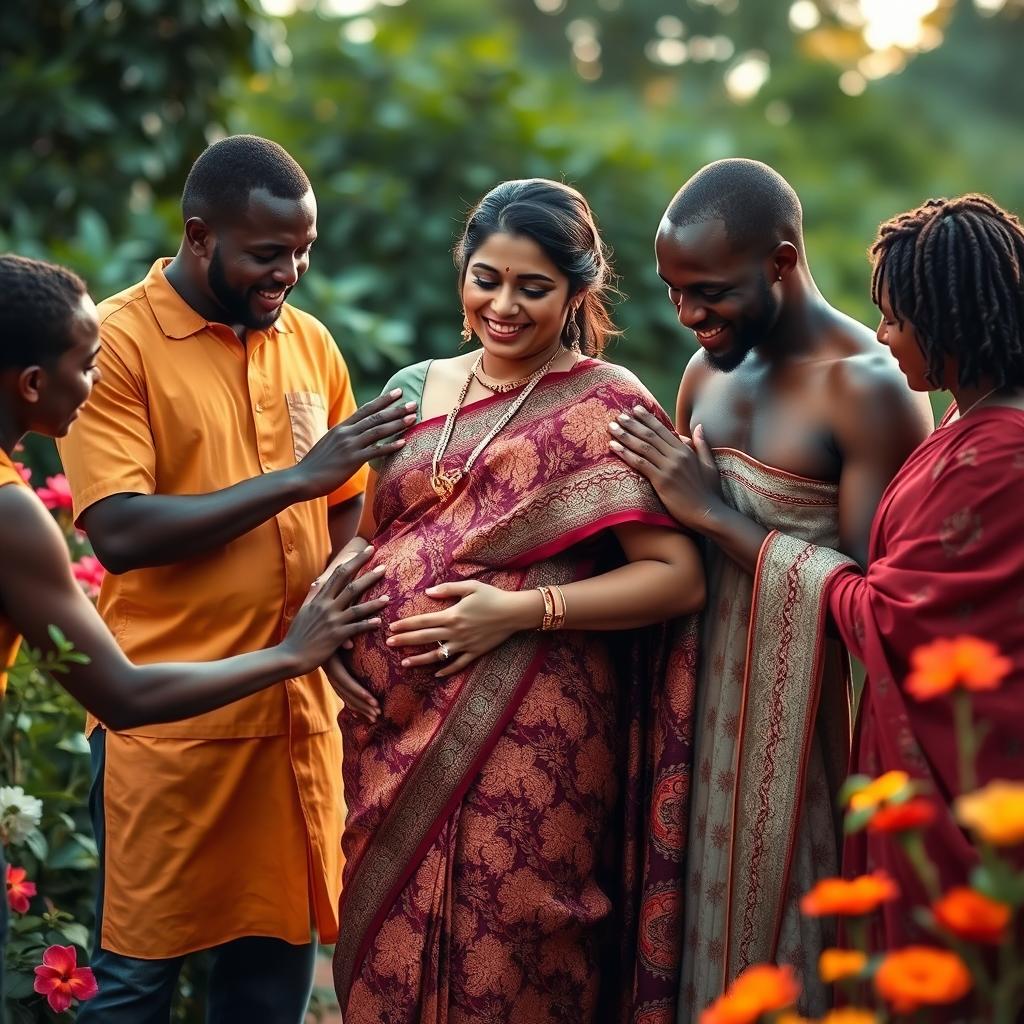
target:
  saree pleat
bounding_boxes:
[678,450,854,1020]
[334,360,699,1024]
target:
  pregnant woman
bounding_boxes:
[328,178,706,1023]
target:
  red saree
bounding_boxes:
[334,359,699,1023]
[826,406,1024,946]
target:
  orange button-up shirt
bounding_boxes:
[0,449,30,695]
[58,260,368,738]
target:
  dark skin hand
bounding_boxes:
[611,339,933,572]
[0,495,389,732]
[82,390,416,575]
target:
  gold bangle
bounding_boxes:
[551,584,567,630]
[537,586,555,631]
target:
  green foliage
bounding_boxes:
[1,641,96,1022]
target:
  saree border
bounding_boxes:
[722,531,855,979]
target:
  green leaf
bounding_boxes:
[46,624,68,651]
[4,970,38,1000]
[55,732,90,756]
[24,828,48,861]
[59,921,92,951]
[843,805,875,835]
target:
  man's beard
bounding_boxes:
[702,274,778,374]
[207,246,287,330]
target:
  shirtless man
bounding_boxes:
[609,159,933,1016]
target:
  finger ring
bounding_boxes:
[436,641,450,660]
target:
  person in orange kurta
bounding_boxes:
[0,254,390,1016]
[56,137,414,1022]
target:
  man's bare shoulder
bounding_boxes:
[824,347,934,447]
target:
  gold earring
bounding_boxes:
[566,317,581,352]
[461,313,473,344]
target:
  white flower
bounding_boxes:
[0,785,44,845]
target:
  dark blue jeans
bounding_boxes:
[79,731,317,1024]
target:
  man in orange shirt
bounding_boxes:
[0,252,396,1014]
[58,136,414,1021]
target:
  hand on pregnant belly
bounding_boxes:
[386,580,542,679]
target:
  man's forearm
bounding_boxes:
[697,498,770,576]
[86,467,307,573]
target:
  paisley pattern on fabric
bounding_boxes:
[333,360,699,1023]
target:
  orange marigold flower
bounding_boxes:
[820,1011,879,1024]
[819,948,868,983]
[801,872,898,917]
[955,780,1024,846]
[933,887,1011,944]
[905,635,1011,700]
[700,964,800,1024]
[875,946,971,1014]
[867,796,936,834]
[848,771,910,812]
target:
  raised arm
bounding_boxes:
[0,486,387,731]
[80,392,414,574]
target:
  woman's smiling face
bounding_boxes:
[461,232,573,362]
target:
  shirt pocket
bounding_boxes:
[285,391,329,463]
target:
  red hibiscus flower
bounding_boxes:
[6,864,36,914]
[72,555,106,598]
[36,474,73,511]
[33,945,99,1013]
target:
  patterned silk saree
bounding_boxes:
[334,359,698,1024]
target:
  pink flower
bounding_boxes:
[72,555,106,598]
[33,945,99,1013]
[6,863,37,914]
[14,461,31,483]
[36,474,73,511]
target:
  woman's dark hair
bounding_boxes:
[870,194,1024,389]
[453,178,619,357]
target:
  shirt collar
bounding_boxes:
[144,258,292,339]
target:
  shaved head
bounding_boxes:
[663,158,804,258]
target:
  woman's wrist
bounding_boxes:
[508,588,546,632]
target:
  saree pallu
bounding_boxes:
[334,359,699,1024]
[679,451,854,1021]
[825,407,1024,949]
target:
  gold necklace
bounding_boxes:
[955,386,1000,420]
[430,349,560,501]
[473,361,540,394]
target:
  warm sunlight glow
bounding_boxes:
[725,52,771,101]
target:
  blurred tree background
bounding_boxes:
[2,1,1023,1018]
[3,0,1023,417]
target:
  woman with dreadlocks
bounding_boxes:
[819,194,1024,950]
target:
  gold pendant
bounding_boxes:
[430,468,463,501]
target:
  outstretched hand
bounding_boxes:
[386,580,535,679]
[608,406,723,529]
[282,546,387,678]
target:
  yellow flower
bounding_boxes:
[821,1011,879,1024]
[819,948,868,983]
[848,771,910,812]
[955,780,1024,846]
